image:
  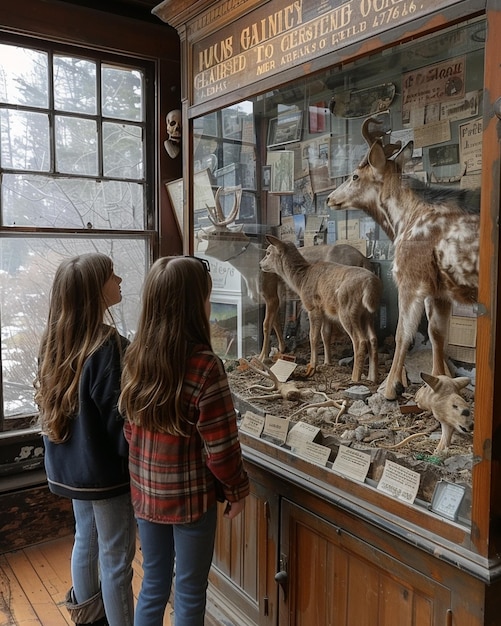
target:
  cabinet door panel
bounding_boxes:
[210,479,278,625]
[279,500,449,626]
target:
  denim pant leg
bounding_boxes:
[173,506,218,626]
[93,493,136,626]
[71,499,100,601]
[135,518,176,626]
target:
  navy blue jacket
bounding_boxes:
[43,333,130,500]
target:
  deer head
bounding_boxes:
[197,185,250,260]
[327,138,414,240]
[415,372,473,452]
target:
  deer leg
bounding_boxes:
[385,295,425,400]
[306,309,322,376]
[425,296,452,376]
[364,311,379,383]
[338,313,364,382]
[259,293,284,361]
[435,423,453,454]
[321,318,332,365]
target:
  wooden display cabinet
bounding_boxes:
[154,0,501,623]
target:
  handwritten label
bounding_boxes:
[402,56,465,118]
[377,460,420,504]
[286,421,320,447]
[331,445,371,482]
[263,414,290,444]
[413,119,451,148]
[191,0,460,104]
[271,358,298,382]
[294,440,331,466]
[431,481,465,520]
[459,117,483,173]
[239,411,265,437]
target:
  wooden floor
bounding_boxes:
[0,534,173,626]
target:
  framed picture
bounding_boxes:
[267,111,303,148]
[262,165,271,190]
[222,108,242,139]
[267,150,295,194]
[165,178,184,235]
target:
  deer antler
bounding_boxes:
[359,115,402,166]
[241,357,303,402]
[361,116,387,147]
[206,185,243,227]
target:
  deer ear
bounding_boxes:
[395,141,414,169]
[367,141,387,173]
[420,371,439,390]
[266,234,281,247]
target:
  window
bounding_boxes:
[0,39,156,433]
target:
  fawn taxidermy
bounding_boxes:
[199,185,372,362]
[260,234,382,382]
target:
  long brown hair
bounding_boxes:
[34,253,117,442]
[119,256,212,435]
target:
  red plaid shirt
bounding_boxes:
[124,346,249,524]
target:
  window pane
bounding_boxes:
[54,55,97,114]
[0,236,149,419]
[0,44,48,107]
[2,174,145,229]
[103,122,143,179]
[102,65,143,122]
[55,115,98,175]
[0,110,50,171]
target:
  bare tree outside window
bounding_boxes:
[0,41,155,431]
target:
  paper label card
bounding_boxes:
[332,445,371,483]
[294,440,331,467]
[270,359,298,382]
[431,480,466,520]
[263,414,290,444]
[239,411,265,437]
[377,460,420,504]
[286,421,320,448]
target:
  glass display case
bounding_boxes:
[193,17,485,526]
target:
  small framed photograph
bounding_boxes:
[165,178,184,235]
[262,165,271,190]
[267,150,295,194]
[222,108,242,139]
[267,111,303,148]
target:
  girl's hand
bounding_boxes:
[223,498,246,519]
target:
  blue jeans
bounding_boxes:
[135,506,217,626]
[72,493,136,626]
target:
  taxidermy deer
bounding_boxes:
[260,234,382,382]
[414,372,473,453]
[327,117,480,400]
[199,185,373,362]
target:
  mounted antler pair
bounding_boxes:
[206,185,243,228]
[359,114,402,166]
